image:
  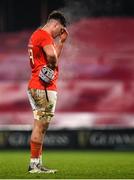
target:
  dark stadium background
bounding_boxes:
[1,0,134,150]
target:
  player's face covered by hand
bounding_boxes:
[53,23,65,38]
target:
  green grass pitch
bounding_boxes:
[0,150,134,179]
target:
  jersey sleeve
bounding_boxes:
[40,33,53,48]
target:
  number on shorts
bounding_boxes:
[28,48,34,65]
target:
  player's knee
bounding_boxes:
[42,121,49,133]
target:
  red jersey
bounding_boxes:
[28,29,58,91]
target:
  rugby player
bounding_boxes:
[27,10,68,173]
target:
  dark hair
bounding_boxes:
[48,11,67,27]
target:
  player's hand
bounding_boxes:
[59,28,68,43]
[39,66,55,84]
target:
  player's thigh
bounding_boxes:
[27,89,57,122]
[46,90,57,114]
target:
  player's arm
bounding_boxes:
[54,28,68,58]
[39,44,58,84]
[43,44,58,70]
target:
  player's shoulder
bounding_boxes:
[31,28,51,40]
[31,28,42,38]
[29,28,53,46]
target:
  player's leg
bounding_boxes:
[30,114,50,162]
[29,119,53,173]
[30,119,49,160]
[39,90,57,170]
[27,89,57,173]
[30,90,57,166]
